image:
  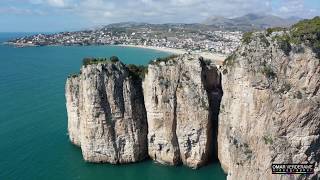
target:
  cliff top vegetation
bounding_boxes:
[267,17,320,57]
[82,56,120,67]
[149,54,179,65]
[126,64,148,79]
[290,16,320,57]
[227,16,320,67]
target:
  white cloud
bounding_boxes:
[47,0,66,7]
[0,6,45,15]
[29,0,43,4]
[29,0,72,8]
[103,11,112,17]
[273,0,319,18]
[24,0,320,25]
[279,6,289,13]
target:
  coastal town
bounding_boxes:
[7,23,242,57]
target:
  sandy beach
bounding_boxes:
[118,44,186,54]
[118,44,226,64]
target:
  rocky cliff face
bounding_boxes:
[66,61,148,164]
[66,76,81,146]
[218,31,320,179]
[143,55,222,168]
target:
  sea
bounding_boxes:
[0,33,226,180]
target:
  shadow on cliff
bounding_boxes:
[200,59,223,163]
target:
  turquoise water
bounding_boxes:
[0,33,226,180]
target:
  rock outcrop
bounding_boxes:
[66,55,222,168]
[66,60,148,164]
[143,55,222,168]
[218,30,320,179]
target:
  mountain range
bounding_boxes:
[203,13,301,30]
[102,14,301,32]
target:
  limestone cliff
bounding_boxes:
[66,60,148,164]
[143,55,222,168]
[218,28,320,179]
[66,76,81,146]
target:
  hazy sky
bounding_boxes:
[0,0,319,32]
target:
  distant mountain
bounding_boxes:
[91,14,301,32]
[106,22,150,28]
[203,13,301,30]
[202,16,234,26]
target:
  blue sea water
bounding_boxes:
[0,33,226,180]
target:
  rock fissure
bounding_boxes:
[200,58,223,161]
[172,84,181,164]
[172,63,183,165]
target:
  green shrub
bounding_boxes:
[283,83,291,92]
[280,40,292,56]
[182,72,190,81]
[82,57,108,66]
[274,34,292,56]
[220,104,225,112]
[261,65,276,79]
[263,135,273,145]
[159,78,170,88]
[277,82,291,93]
[110,56,120,63]
[266,27,287,36]
[68,73,79,78]
[295,91,303,99]
[291,16,320,58]
[149,54,179,65]
[244,149,253,157]
[241,52,247,56]
[82,56,121,67]
[127,64,148,79]
[260,34,270,47]
[161,95,170,103]
[201,58,212,66]
[223,53,236,66]
[200,98,209,110]
[222,69,228,75]
[242,32,254,44]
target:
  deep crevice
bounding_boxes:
[171,64,182,165]
[129,75,149,161]
[200,59,223,163]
